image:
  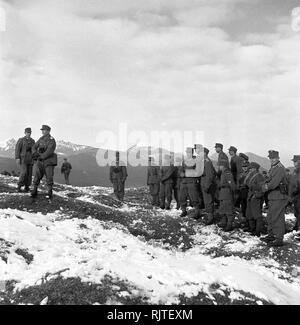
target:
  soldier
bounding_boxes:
[245,162,265,236]
[61,158,72,185]
[180,146,204,219]
[215,143,229,168]
[31,125,57,199]
[228,146,243,184]
[237,161,250,228]
[239,153,249,165]
[174,156,183,210]
[147,156,160,207]
[109,151,128,202]
[217,159,236,232]
[15,128,35,193]
[201,147,217,225]
[261,150,289,247]
[289,155,300,233]
[159,154,176,210]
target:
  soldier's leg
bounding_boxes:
[202,189,214,224]
[153,183,160,206]
[270,199,287,242]
[218,200,227,228]
[45,165,55,198]
[252,198,263,235]
[31,162,44,197]
[180,183,188,216]
[159,183,166,209]
[165,183,173,209]
[173,185,179,208]
[118,180,125,201]
[26,164,33,189]
[188,182,201,219]
[224,200,234,231]
[294,204,300,231]
[17,163,27,189]
[247,199,256,233]
[112,180,119,199]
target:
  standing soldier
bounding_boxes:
[159,154,176,210]
[31,125,57,199]
[147,156,160,207]
[215,143,229,168]
[180,146,204,219]
[289,155,300,233]
[239,161,251,230]
[201,147,217,225]
[261,150,288,247]
[110,151,128,202]
[61,158,72,185]
[246,162,265,236]
[239,153,249,165]
[174,156,183,210]
[15,127,35,193]
[217,160,236,232]
[228,146,243,184]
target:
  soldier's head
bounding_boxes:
[204,147,209,157]
[41,125,51,136]
[292,155,300,167]
[242,161,250,172]
[239,153,249,164]
[24,127,32,138]
[185,147,194,159]
[268,150,280,166]
[228,146,237,157]
[248,162,260,173]
[215,143,223,154]
[194,144,204,156]
[64,158,68,162]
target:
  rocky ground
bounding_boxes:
[0,175,300,305]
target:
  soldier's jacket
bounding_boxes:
[61,162,72,173]
[15,137,35,165]
[289,166,300,204]
[218,151,229,165]
[246,172,265,199]
[219,169,236,201]
[159,165,176,184]
[264,161,288,200]
[32,134,57,166]
[147,165,160,185]
[201,157,216,192]
[230,155,243,183]
[110,161,128,182]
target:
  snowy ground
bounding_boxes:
[0,175,300,305]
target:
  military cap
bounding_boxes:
[218,159,229,168]
[268,150,279,159]
[25,127,32,133]
[215,143,223,149]
[248,162,260,170]
[204,147,209,155]
[228,146,237,153]
[292,155,300,162]
[239,153,249,161]
[41,125,51,131]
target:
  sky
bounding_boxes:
[0,0,300,165]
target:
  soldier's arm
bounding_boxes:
[15,139,22,160]
[161,166,176,182]
[185,155,204,177]
[264,168,285,191]
[40,139,56,160]
[122,166,128,181]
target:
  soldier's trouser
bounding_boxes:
[33,161,54,187]
[113,179,125,201]
[246,197,263,233]
[173,186,180,207]
[159,182,173,208]
[149,183,160,206]
[18,163,33,187]
[267,199,288,241]
[64,172,70,185]
[202,188,214,214]
[180,181,200,210]
[294,204,300,231]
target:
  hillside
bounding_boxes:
[0,175,300,305]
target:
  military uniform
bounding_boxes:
[201,148,217,224]
[218,163,236,231]
[15,135,35,191]
[230,155,243,184]
[32,130,57,198]
[159,165,176,209]
[147,164,160,206]
[110,161,128,201]
[245,163,265,236]
[61,161,72,185]
[289,156,300,231]
[262,151,288,245]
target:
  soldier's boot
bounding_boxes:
[191,209,201,220]
[46,186,53,199]
[176,203,180,210]
[165,200,171,210]
[260,234,276,243]
[24,186,30,193]
[180,209,188,218]
[248,219,256,235]
[267,238,284,247]
[254,218,263,237]
[224,215,234,232]
[31,186,38,198]
[218,215,227,228]
[242,220,251,232]
[206,213,214,225]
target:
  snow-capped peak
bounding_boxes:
[0,138,17,151]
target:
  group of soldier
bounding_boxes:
[14,126,72,199]
[146,143,300,248]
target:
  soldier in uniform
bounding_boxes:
[147,156,160,207]
[159,154,176,210]
[245,162,265,236]
[180,146,204,219]
[31,125,57,199]
[109,151,128,202]
[15,127,35,192]
[261,150,288,247]
[217,159,236,232]
[239,153,249,165]
[201,147,217,225]
[228,146,243,184]
[289,155,300,233]
[61,158,72,185]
